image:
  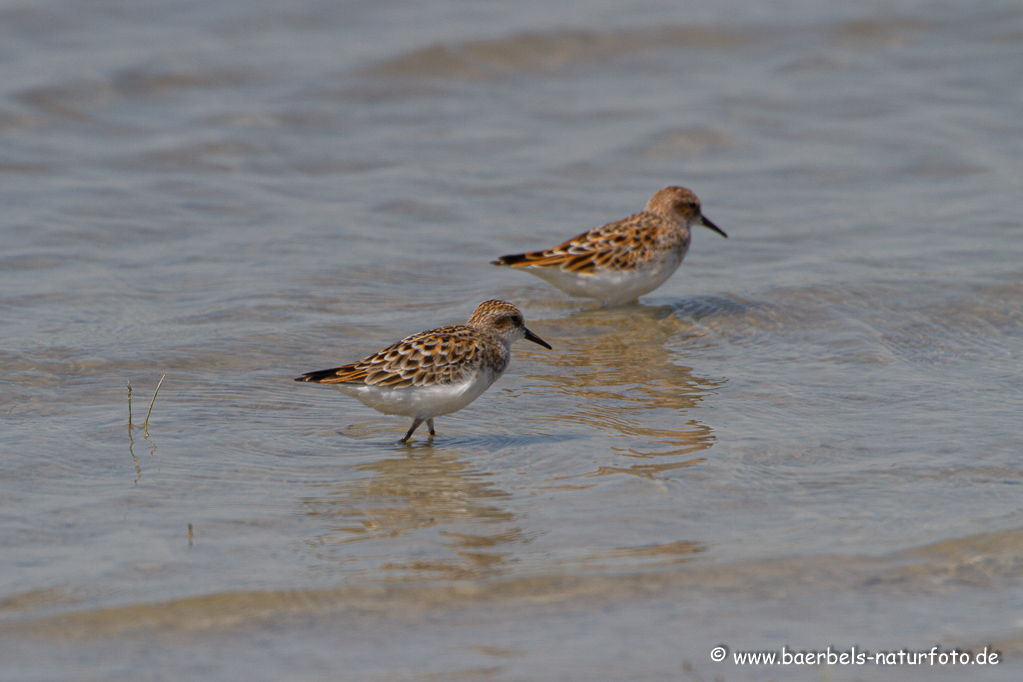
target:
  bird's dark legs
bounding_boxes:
[400,417,438,443]
[401,417,426,443]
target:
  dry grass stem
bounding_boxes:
[144,375,166,428]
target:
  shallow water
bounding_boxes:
[2,0,1023,679]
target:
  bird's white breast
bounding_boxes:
[528,246,685,306]
[334,366,500,419]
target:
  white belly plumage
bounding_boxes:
[333,367,498,420]
[528,249,684,306]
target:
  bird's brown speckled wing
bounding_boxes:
[295,325,485,389]
[492,212,678,273]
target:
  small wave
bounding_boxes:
[667,294,757,323]
[668,277,1023,367]
[9,526,1022,638]
[632,126,743,159]
[365,25,753,80]
[15,67,266,121]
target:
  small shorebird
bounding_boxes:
[492,186,726,306]
[295,300,551,443]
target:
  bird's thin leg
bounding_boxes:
[401,417,426,443]
[427,418,436,437]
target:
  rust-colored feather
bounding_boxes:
[492,212,679,273]
[295,325,485,388]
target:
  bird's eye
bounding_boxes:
[511,316,522,325]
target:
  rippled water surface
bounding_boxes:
[2,0,1023,679]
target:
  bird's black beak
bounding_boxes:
[524,327,552,349]
[701,215,727,238]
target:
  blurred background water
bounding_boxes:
[1,0,1022,679]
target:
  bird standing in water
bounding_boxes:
[492,186,726,306]
[295,300,551,442]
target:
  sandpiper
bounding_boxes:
[492,186,726,306]
[295,300,551,442]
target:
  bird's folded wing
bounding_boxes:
[296,325,482,389]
